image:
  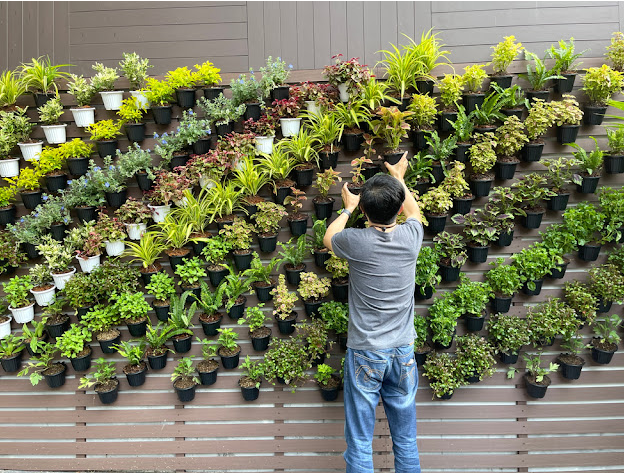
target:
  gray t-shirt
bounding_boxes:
[331,218,424,350]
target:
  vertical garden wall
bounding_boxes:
[0,2,623,473]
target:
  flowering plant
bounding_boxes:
[271,274,298,319]
[94,211,126,242]
[147,170,191,205]
[323,54,371,95]
[197,94,246,126]
[252,201,288,235]
[243,115,277,137]
[115,198,152,224]
[116,143,154,178]
[230,73,263,106]
[154,130,185,164]
[193,60,221,88]
[176,109,211,146]
[32,194,71,228]
[258,56,292,97]
[298,272,331,302]
[272,98,301,118]
[84,157,126,193]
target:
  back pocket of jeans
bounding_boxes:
[354,353,386,392]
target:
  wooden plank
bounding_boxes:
[69,1,246,12]
[380,1,398,51]
[262,1,281,60]
[397,1,415,46]
[7,0,22,70]
[346,1,364,61]
[0,1,8,70]
[22,1,38,60]
[329,1,348,58]
[414,0,432,37]
[37,1,55,60]
[363,1,381,69]
[296,2,315,70]
[313,1,330,70]
[53,1,69,67]
[279,1,298,70]
[246,1,263,70]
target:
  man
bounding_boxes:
[323,153,423,473]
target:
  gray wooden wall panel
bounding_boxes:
[329,2,348,60]
[7,2,22,69]
[0,2,7,71]
[346,2,365,64]
[397,1,416,48]
[295,2,314,70]
[313,2,331,70]
[37,2,54,61]
[279,2,298,71]
[262,1,282,61]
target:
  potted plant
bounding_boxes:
[323,54,371,102]
[423,132,457,184]
[38,96,66,144]
[231,155,269,216]
[494,83,528,119]
[589,264,624,313]
[511,173,556,229]
[244,115,277,154]
[437,74,464,131]
[67,74,96,127]
[487,186,526,245]
[312,169,341,221]
[174,256,207,298]
[2,275,34,324]
[216,327,241,369]
[271,97,301,137]
[557,335,586,380]
[298,271,331,317]
[230,72,263,120]
[522,99,555,162]
[568,137,604,194]
[277,129,318,188]
[494,116,528,180]
[606,31,624,71]
[113,291,150,338]
[305,110,344,169]
[539,156,578,211]
[81,304,122,354]
[92,212,125,257]
[581,64,624,125]
[600,187,624,242]
[170,357,199,402]
[371,106,413,164]
[520,51,563,102]
[318,301,349,349]
[67,224,104,273]
[143,77,175,125]
[165,66,198,108]
[469,90,507,133]
[522,353,559,399]
[271,274,299,335]
[124,231,167,285]
[239,355,264,401]
[194,280,226,337]
[58,138,94,177]
[251,201,288,253]
[440,161,473,215]
[32,146,67,193]
[433,231,467,282]
[238,304,271,351]
[461,64,488,112]
[193,60,222,100]
[486,258,521,313]
[422,352,464,400]
[78,358,119,404]
[197,94,246,136]
[117,96,147,142]
[526,298,580,347]
[258,147,296,204]
[282,188,308,237]
[115,198,151,240]
[452,274,493,332]
[428,293,460,350]
[332,101,370,152]
[563,202,611,261]
[276,235,307,286]
[411,246,439,300]
[487,313,530,364]
[0,302,12,340]
[7,167,42,210]
[0,334,26,373]
[456,334,497,384]
[407,94,437,150]
[467,132,497,197]
[0,116,21,177]
[86,119,122,159]
[410,314,431,366]
[313,363,340,401]
[551,95,583,144]
[20,55,71,107]
[28,264,55,307]
[603,123,624,174]
[451,209,497,263]
[195,338,219,386]
[547,38,587,93]
[220,266,254,320]
[565,280,598,326]
[248,254,282,303]
[18,341,66,388]
[449,106,474,162]
[488,35,523,89]
[590,314,621,364]
[115,340,148,387]
[511,244,553,295]
[143,272,175,322]
[326,252,349,303]
[119,52,152,108]
[420,187,452,235]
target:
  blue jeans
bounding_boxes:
[343,344,421,473]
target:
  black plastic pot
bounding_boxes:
[331,280,348,303]
[454,143,470,163]
[220,350,241,369]
[553,74,576,94]
[258,234,278,253]
[559,357,584,380]
[227,297,247,320]
[254,283,275,303]
[469,178,493,198]
[521,142,544,162]
[21,190,43,210]
[522,279,544,296]
[201,315,222,336]
[192,137,212,155]
[233,251,253,271]
[343,132,364,152]
[303,299,323,317]
[1,351,23,373]
[452,197,473,216]
[153,303,170,322]
[46,316,70,338]
[383,151,404,166]
[495,230,514,247]
[44,362,67,388]
[467,244,489,264]
[431,162,444,185]
[463,93,485,113]
[45,174,67,193]
[199,368,218,386]
[127,319,148,338]
[34,92,55,108]
[320,384,340,402]
[244,102,261,121]
[549,261,569,279]
[424,214,447,235]
[591,346,616,364]
[492,295,512,313]
[276,312,298,335]
[96,381,119,405]
[521,210,544,229]
[147,351,168,370]
[170,154,190,170]
[526,90,550,103]
[76,305,94,320]
[319,150,339,170]
[434,331,455,350]
[176,88,196,108]
[583,105,607,125]
[501,108,524,120]
[204,87,224,100]
[274,185,291,205]
[216,122,234,137]
[415,79,434,95]
[556,124,580,144]
[415,285,434,301]
[67,157,89,176]
[439,111,458,132]
[525,375,549,399]
[412,129,431,151]
[440,263,461,282]
[208,266,229,287]
[105,189,127,208]
[22,242,40,259]
[125,123,146,142]
[126,363,148,387]
[313,249,330,268]
[362,165,380,181]
[0,204,16,226]
[140,269,161,286]
[465,315,485,332]
[338,333,348,350]
[272,85,290,101]
[494,160,518,180]
[288,217,308,237]
[596,297,613,314]
[414,348,431,367]
[71,350,92,372]
[135,171,154,192]
[578,243,601,262]
[99,332,121,354]
[96,140,118,159]
[175,383,197,402]
[293,166,314,188]
[173,335,192,354]
[314,199,334,220]
[240,383,260,401]
[168,252,190,273]
[251,332,271,351]
[576,175,600,194]
[48,223,67,241]
[285,263,306,286]
[152,105,173,125]
[547,193,569,211]
[499,351,519,364]
[489,75,513,89]
[75,205,97,224]
[604,154,624,174]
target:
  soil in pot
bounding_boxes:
[250,326,271,351]
[219,345,241,369]
[240,377,261,401]
[525,373,551,399]
[319,375,341,401]
[198,359,219,385]
[123,361,148,387]
[557,354,585,380]
[43,362,67,388]
[146,347,168,370]
[94,378,119,405]
[174,378,197,402]
[591,339,618,364]
[253,279,276,303]
[97,329,121,354]
[199,312,223,336]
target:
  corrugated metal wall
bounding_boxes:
[0,2,623,472]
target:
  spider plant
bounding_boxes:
[258,147,297,189]
[377,39,424,100]
[157,215,193,252]
[124,231,167,271]
[0,70,28,108]
[20,56,72,94]
[169,189,214,235]
[279,128,320,167]
[232,155,270,198]
[206,180,245,221]
[406,29,451,80]
[303,110,345,153]
[360,77,392,112]
[332,100,372,132]
[520,51,564,91]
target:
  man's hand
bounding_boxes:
[342,183,360,212]
[384,151,409,182]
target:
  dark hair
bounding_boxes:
[359,174,405,225]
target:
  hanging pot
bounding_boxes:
[467,244,489,263]
[125,123,146,142]
[244,102,261,121]
[208,266,229,287]
[271,85,290,101]
[314,198,335,221]
[173,334,192,353]
[258,234,278,253]
[526,90,550,103]
[521,210,544,229]
[313,249,330,268]
[152,105,173,125]
[192,137,212,155]
[439,263,461,282]
[452,196,473,216]
[43,362,67,388]
[96,380,120,405]
[169,153,190,170]
[415,79,434,95]
[293,165,314,188]
[469,177,493,198]
[134,171,153,192]
[604,154,624,174]
[489,75,513,90]
[105,189,127,208]
[522,279,543,296]
[412,129,431,151]
[45,173,67,193]
[45,315,70,338]
[200,313,223,336]
[558,355,584,380]
[285,263,306,286]
[319,150,339,170]
[276,312,298,335]
[578,243,601,262]
[22,242,40,260]
[227,297,247,320]
[591,344,617,364]
[254,281,275,303]
[148,204,171,223]
[556,124,580,144]
[147,350,168,370]
[342,132,364,152]
[525,374,550,399]
[0,204,16,226]
[494,159,519,180]
[9,302,35,324]
[176,88,196,108]
[153,302,170,322]
[34,92,55,108]
[74,205,96,224]
[414,285,434,301]
[42,124,67,144]
[127,318,148,338]
[255,135,274,155]
[439,111,458,132]
[31,285,57,307]
[233,250,253,271]
[501,108,524,120]
[220,348,241,369]
[216,121,234,136]
[125,362,148,387]
[465,314,485,332]
[130,90,150,109]
[280,118,301,137]
[288,217,308,237]
[384,151,404,166]
[251,329,271,351]
[51,267,76,291]
[492,294,512,313]
[337,83,350,102]
[273,185,291,205]
[98,330,121,354]
[583,105,607,125]
[198,365,218,386]
[424,214,447,235]
[521,142,544,162]
[0,315,11,339]
[305,100,320,115]
[18,141,43,161]
[596,296,613,314]
[0,158,20,178]
[21,190,43,210]
[100,91,124,110]
[462,93,485,113]
[547,193,569,211]
[204,87,224,100]
[576,175,600,194]
[77,254,101,273]
[1,351,23,373]
[105,240,125,257]
[240,382,261,401]
[71,349,92,372]
[67,157,90,176]
[454,143,470,163]
[553,73,576,94]
[70,107,95,128]
[174,382,197,402]
[331,279,349,303]
[125,222,147,240]
[549,260,569,279]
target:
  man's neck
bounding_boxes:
[368,220,398,233]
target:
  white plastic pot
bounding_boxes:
[51,267,76,291]
[148,204,171,223]
[0,158,20,178]
[338,83,350,102]
[9,302,35,324]
[305,100,320,116]
[173,196,188,208]
[100,91,125,111]
[41,124,67,144]
[105,240,125,257]
[0,315,11,339]
[71,107,96,128]
[77,254,101,273]
[130,90,150,109]
[280,118,302,138]
[199,176,217,189]
[125,222,147,241]
[18,141,43,161]
[255,135,275,154]
[31,285,56,307]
